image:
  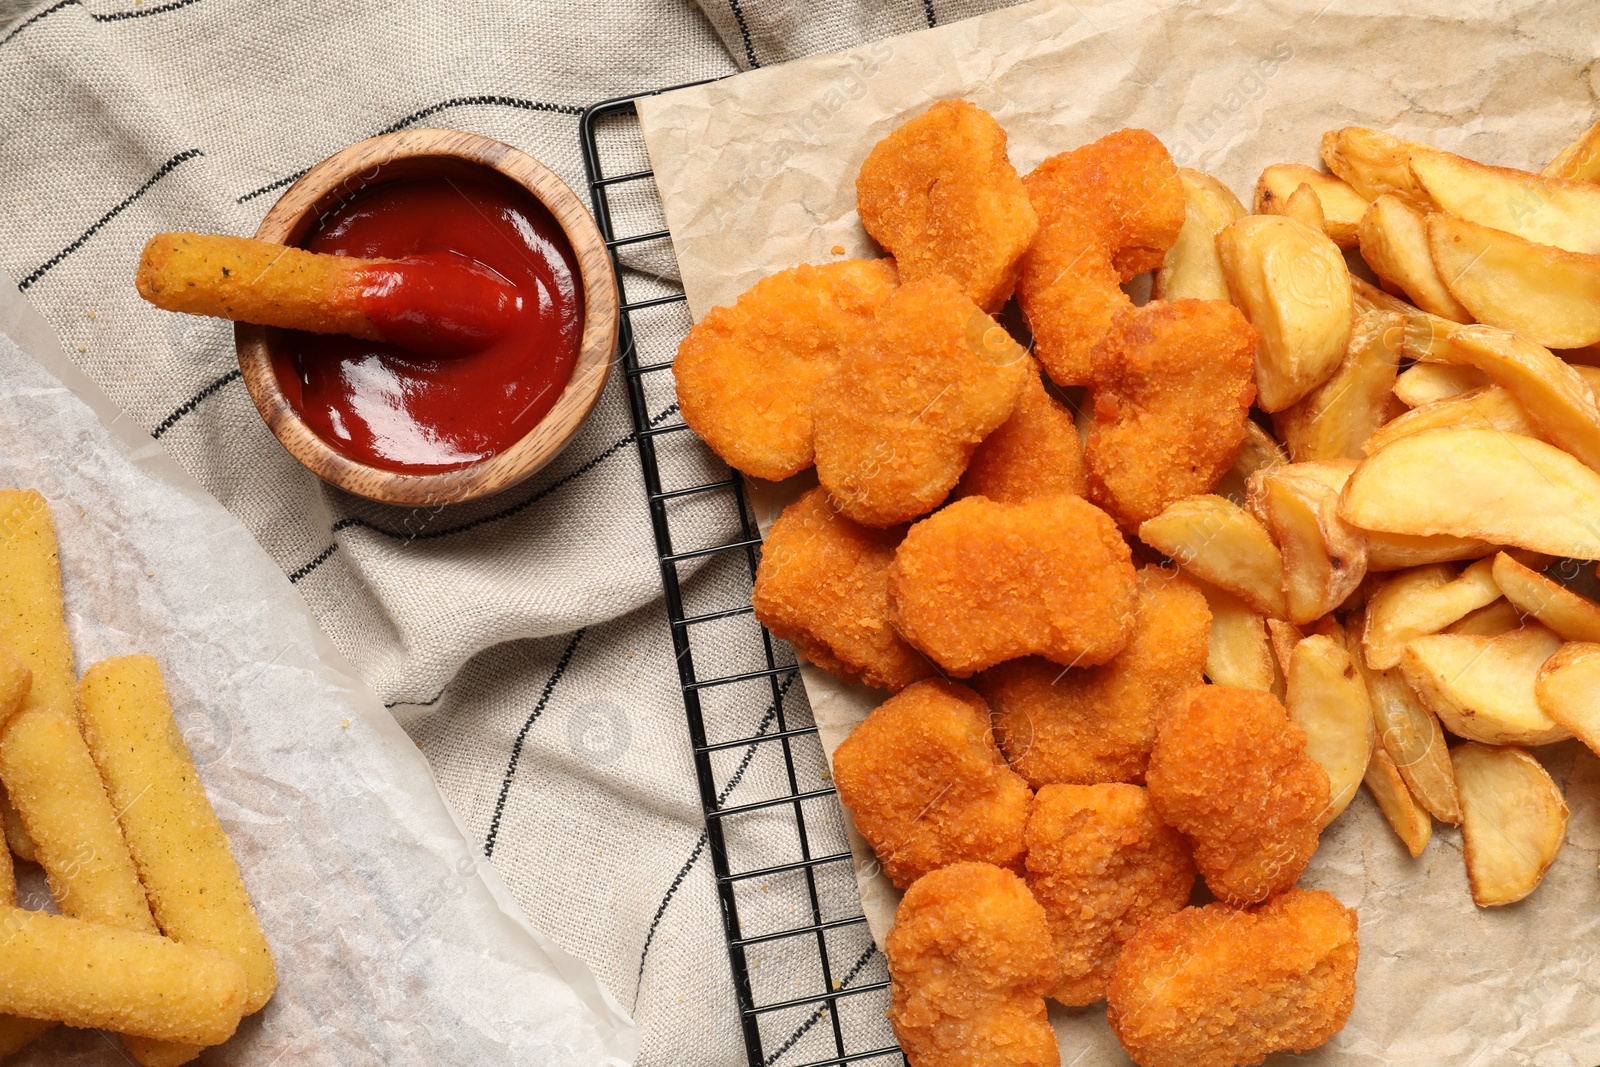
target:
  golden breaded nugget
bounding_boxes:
[857,99,1038,311]
[675,259,897,481]
[1087,300,1259,528]
[953,356,1088,504]
[80,655,277,1015]
[889,494,1138,676]
[1107,889,1358,1067]
[1146,686,1330,905]
[981,567,1210,786]
[1020,130,1186,385]
[887,862,1060,1067]
[1025,784,1195,1007]
[752,488,933,691]
[814,275,1030,526]
[833,680,1030,888]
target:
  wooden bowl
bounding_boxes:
[235,129,618,507]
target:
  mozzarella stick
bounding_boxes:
[0,787,37,865]
[0,654,52,1058]
[79,656,276,1014]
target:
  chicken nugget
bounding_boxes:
[887,862,1060,1067]
[953,356,1088,505]
[1019,130,1185,386]
[833,680,1030,888]
[1106,889,1358,1067]
[1146,686,1329,904]
[857,99,1038,312]
[980,567,1210,786]
[674,258,896,480]
[1087,300,1258,528]
[753,488,934,691]
[1025,784,1195,1007]
[814,275,1029,527]
[889,494,1137,676]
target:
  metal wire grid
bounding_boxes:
[579,90,905,1067]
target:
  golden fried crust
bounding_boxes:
[815,276,1030,527]
[1106,889,1358,1067]
[980,567,1210,786]
[857,99,1039,312]
[889,494,1137,677]
[1019,130,1185,386]
[1025,784,1195,1007]
[833,680,1031,888]
[753,488,934,691]
[887,862,1061,1067]
[1145,686,1330,905]
[1086,300,1258,529]
[674,259,897,481]
[954,358,1088,505]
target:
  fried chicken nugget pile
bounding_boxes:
[857,99,1038,312]
[953,356,1088,505]
[1018,130,1186,386]
[888,494,1138,676]
[752,488,933,691]
[1086,300,1258,528]
[887,862,1060,1067]
[814,275,1030,527]
[674,258,896,480]
[1106,889,1359,1067]
[1145,686,1330,905]
[1024,784,1195,1007]
[980,567,1210,786]
[832,680,1031,888]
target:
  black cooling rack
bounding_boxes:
[579,90,905,1067]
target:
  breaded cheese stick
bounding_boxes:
[80,656,276,1014]
[0,652,53,1058]
[0,787,36,864]
[0,905,246,1045]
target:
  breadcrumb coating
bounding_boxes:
[954,357,1089,505]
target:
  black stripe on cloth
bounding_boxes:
[150,367,241,439]
[17,148,203,291]
[287,543,337,584]
[236,96,583,204]
[922,0,937,27]
[483,628,585,858]
[726,0,760,68]
[0,0,198,48]
[763,942,881,1067]
[0,0,73,47]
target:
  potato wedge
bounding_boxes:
[1446,599,1525,637]
[1401,624,1568,746]
[1248,465,1368,625]
[1360,665,1461,823]
[1452,742,1567,907]
[1321,127,1431,208]
[1216,214,1354,411]
[1361,384,1538,455]
[1535,642,1600,755]
[1357,196,1473,321]
[1492,552,1600,642]
[1350,276,1471,364]
[1339,428,1600,559]
[1138,495,1288,618]
[1429,214,1600,350]
[1153,168,1248,303]
[1366,530,1496,571]
[1266,618,1305,679]
[1254,163,1368,248]
[1266,182,1327,233]
[1442,325,1600,472]
[1411,147,1600,254]
[1275,310,1402,462]
[1364,749,1432,857]
[1192,577,1275,692]
[1544,118,1600,184]
[1391,362,1489,407]
[1363,559,1502,669]
[1212,419,1286,506]
[1286,634,1376,826]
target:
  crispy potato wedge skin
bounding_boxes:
[1255,164,1368,248]
[1321,127,1431,208]
[1216,215,1353,412]
[1365,531,1496,571]
[1535,642,1600,756]
[1248,465,1367,625]
[1544,118,1600,184]
[1428,214,1600,350]
[1350,275,1472,365]
[1362,560,1501,670]
[1411,147,1600,254]
[1154,169,1248,303]
[1364,749,1432,857]
[1442,326,1600,472]
[1445,599,1525,637]
[1357,196,1472,321]
[1492,552,1600,642]
[1340,429,1600,559]
[1362,384,1538,456]
[1276,310,1401,462]
[1358,663,1461,824]
[1138,495,1288,618]
[1391,362,1488,408]
[1286,635,1376,826]
[1451,743,1568,907]
[1192,578,1275,692]
[1400,624,1569,746]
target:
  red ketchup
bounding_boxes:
[272,173,583,474]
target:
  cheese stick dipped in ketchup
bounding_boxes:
[136,233,522,357]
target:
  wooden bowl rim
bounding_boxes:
[235,128,618,508]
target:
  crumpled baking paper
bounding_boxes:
[637,2,1600,1063]
[0,284,636,1064]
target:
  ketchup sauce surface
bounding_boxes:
[273,172,583,474]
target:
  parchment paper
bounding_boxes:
[0,285,636,1064]
[637,2,1600,1063]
